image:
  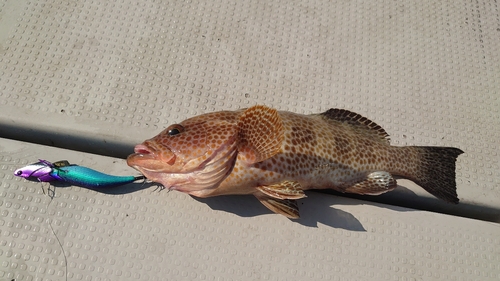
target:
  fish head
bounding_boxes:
[127,112,240,194]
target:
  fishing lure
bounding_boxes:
[14,159,145,188]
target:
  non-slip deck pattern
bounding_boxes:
[1,139,499,280]
[0,0,499,280]
[0,0,499,220]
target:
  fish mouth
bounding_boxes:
[127,143,177,172]
[133,144,153,155]
[127,145,182,189]
[127,139,238,194]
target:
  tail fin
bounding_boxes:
[409,147,464,203]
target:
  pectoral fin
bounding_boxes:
[255,193,300,219]
[256,180,306,200]
[237,105,284,164]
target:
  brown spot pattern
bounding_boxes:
[129,105,463,210]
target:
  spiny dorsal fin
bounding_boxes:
[320,108,390,143]
[237,105,284,164]
[256,181,306,200]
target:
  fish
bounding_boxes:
[127,105,464,218]
[15,159,145,188]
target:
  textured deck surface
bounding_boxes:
[0,0,499,280]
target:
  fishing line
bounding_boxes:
[45,187,68,281]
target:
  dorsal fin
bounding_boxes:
[237,105,284,164]
[320,108,390,143]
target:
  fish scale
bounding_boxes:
[127,105,463,218]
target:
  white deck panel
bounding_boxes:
[0,0,499,280]
[0,0,499,221]
[1,138,499,280]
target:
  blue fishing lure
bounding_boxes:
[14,159,145,188]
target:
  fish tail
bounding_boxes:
[398,146,464,203]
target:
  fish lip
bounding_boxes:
[127,153,158,171]
[133,144,155,155]
[127,142,164,169]
[128,152,155,161]
[127,153,181,174]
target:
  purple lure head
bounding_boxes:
[14,161,57,182]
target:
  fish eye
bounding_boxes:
[167,125,184,136]
[168,128,181,135]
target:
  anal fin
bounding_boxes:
[343,171,397,195]
[255,192,300,219]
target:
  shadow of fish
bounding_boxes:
[127,105,463,218]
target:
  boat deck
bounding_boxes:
[0,0,499,280]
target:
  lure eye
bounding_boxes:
[167,125,184,136]
[16,170,23,176]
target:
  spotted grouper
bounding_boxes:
[127,105,463,218]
